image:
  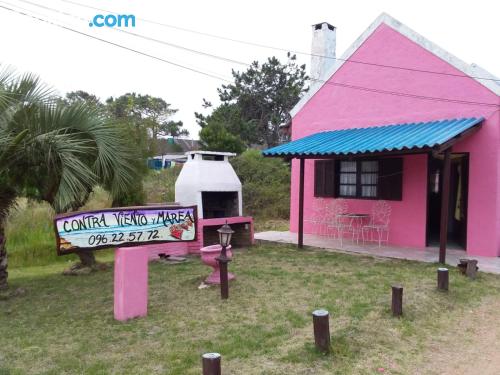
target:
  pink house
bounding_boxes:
[263,14,500,260]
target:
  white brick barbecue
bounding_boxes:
[175,151,243,219]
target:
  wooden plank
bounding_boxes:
[439,148,451,264]
[298,158,305,249]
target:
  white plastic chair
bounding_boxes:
[362,200,391,247]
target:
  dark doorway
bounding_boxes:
[427,153,469,249]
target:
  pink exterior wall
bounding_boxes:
[291,155,427,248]
[497,111,500,256]
[290,24,500,256]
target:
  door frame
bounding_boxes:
[425,152,469,249]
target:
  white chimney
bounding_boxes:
[310,22,336,81]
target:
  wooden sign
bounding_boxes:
[54,205,197,255]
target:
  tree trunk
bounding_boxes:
[76,250,97,268]
[0,189,16,290]
[52,194,97,270]
[0,218,8,290]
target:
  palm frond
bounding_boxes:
[1,69,138,213]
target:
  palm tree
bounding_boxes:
[0,68,137,290]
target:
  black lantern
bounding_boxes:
[216,221,234,299]
[217,221,234,249]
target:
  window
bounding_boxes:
[314,158,403,201]
[338,161,357,197]
[360,161,378,198]
[339,160,378,198]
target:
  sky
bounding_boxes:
[0,0,498,138]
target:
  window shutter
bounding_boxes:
[314,160,336,197]
[314,160,325,197]
[324,160,336,197]
[379,158,403,201]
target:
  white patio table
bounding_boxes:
[338,213,370,244]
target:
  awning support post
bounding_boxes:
[439,148,451,264]
[298,158,305,249]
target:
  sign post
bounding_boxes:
[114,246,150,320]
[54,205,198,321]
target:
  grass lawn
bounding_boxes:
[1,243,499,374]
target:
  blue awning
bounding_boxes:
[263,117,483,157]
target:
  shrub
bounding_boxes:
[5,199,77,267]
[142,166,182,203]
[231,149,290,219]
[5,189,116,268]
[111,178,146,207]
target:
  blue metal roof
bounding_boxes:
[263,117,483,157]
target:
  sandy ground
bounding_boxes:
[413,295,500,375]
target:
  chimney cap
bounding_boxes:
[312,22,335,31]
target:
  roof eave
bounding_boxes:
[290,13,500,118]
